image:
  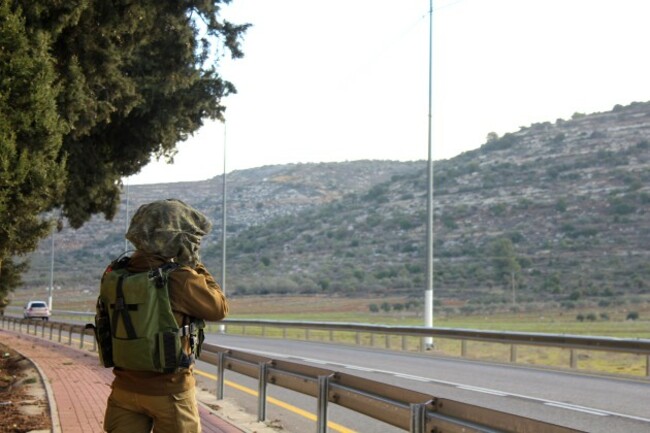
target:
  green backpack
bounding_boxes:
[91,256,205,373]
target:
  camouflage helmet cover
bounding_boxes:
[126,199,211,267]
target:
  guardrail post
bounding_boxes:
[370,333,376,347]
[355,332,361,346]
[49,323,54,340]
[402,335,408,351]
[385,334,390,349]
[282,328,287,339]
[68,326,73,345]
[510,344,517,363]
[41,322,46,338]
[646,355,649,378]
[409,403,426,433]
[317,375,331,433]
[80,327,85,349]
[305,329,310,341]
[461,340,468,358]
[329,330,334,342]
[570,349,577,369]
[58,324,63,342]
[258,362,269,422]
[216,352,226,400]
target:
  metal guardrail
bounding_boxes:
[201,343,582,433]
[6,307,650,378]
[1,315,97,351]
[222,318,650,378]
[1,315,583,433]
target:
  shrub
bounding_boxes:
[626,311,639,321]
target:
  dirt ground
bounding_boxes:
[0,343,50,433]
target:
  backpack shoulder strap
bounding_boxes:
[111,271,137,339]
[150,262,180,289]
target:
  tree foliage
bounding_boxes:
[489,237,521,287]
[0,0,249,295]
[0,0,67,299]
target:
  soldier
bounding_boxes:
[103,199,228,433]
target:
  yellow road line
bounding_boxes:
[195,369,357,433]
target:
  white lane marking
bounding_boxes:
[218,344,650,423]
[345,365,375,372]
[543,402,609,416]
[456,385,509,397]
[393,373,435,383]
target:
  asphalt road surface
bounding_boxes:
[199,333,650,433]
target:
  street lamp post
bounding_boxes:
[48,231,54,311]
[219,121,227,333]
[424,0,435,349]
[124,181,130,252]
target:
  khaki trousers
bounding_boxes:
[104,387,200,433]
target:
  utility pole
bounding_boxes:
[48,231,54,311]
[424,0,435,349]
[124,181,130,252]
[219,121,227,333]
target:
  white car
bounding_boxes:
[23,301,51,320]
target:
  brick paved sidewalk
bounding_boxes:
[1,329,245,433]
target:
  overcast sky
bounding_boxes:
[127,0,650,185]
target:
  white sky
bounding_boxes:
[127,0,650,185]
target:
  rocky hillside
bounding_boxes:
[19,102,650,312]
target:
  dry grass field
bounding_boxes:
[7,289,650,377]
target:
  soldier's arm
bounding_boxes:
[169,265,228,321]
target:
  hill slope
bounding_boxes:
[18,102,650,313]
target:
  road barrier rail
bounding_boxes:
[1,315,583,433]
[222,318,650,379]
[5,307,650,378]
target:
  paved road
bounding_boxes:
[204,333,650,433]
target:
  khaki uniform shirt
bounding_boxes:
[111,251,227,395]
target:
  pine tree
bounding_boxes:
[1,0,249,294]
[0,0,66,298]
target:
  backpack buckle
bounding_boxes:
[115,297,126,310]
[179,325,190,336]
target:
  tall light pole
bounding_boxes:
[424,0,435,349]
[219,121,227,333]
[124,181,130,252]
[221,121,227,296]
[48,230,54,311]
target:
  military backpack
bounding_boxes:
[89,256,205,373]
